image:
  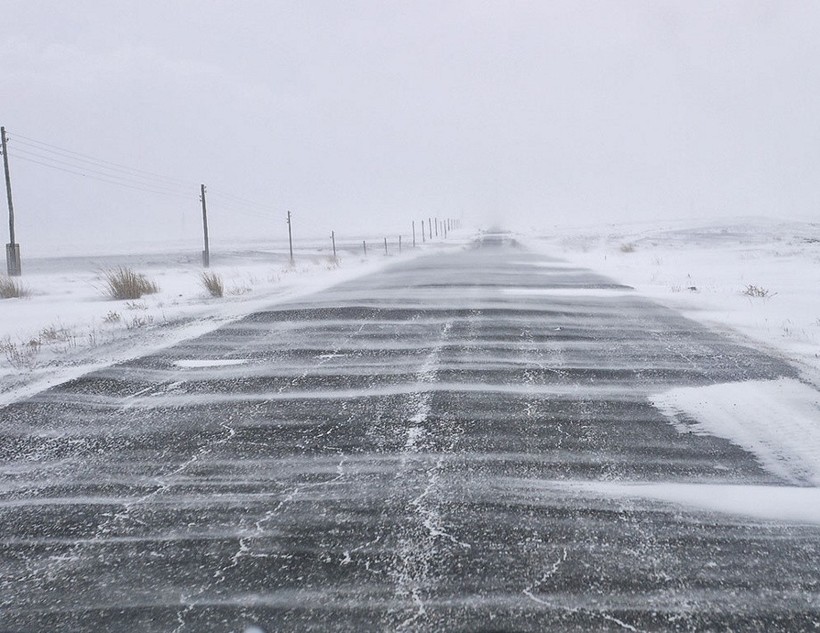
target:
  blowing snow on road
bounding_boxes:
[1,233,819,631]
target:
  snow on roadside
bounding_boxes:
[532,479,820,526]
[652,378,820,485]
[523,218,820,386]
[521,218,820,493]
[0,242,448,406]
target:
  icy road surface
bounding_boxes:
[1,234,819,632]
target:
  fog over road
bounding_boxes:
[1,235,818,632]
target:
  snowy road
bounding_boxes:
[1,234,819,631]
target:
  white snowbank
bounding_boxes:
[652,378,820,485]
[561,480,820,526]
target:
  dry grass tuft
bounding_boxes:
[200,271,224,298]
[103,268,159,300]
[0,276,26,299]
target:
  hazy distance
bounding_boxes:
[3,1,819,255]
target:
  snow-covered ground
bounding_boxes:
[0,238,457,406]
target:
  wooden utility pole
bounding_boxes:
[286,210,294,264]
[200,184,210,268]
[331,230,337,260]
[1,127,21,276]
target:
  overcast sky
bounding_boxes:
[3,1,819,254]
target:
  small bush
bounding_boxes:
[619,243,636,253]
[126,315,154,330]
[200,271,224,298]
[228,284,252,296]
[103,310,121,323]
[742,284,772,298]
[0,336,39,370]
[103,268,159,300]
[0,276,26,299]
[38,325,72,343]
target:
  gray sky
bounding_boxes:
[3,1,819,254]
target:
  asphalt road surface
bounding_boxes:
[1,235,818,632]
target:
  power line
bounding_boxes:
[208,190,273,211]
[10,147,192,196]
[9,132,194,188]
[229,208,272,220]
[7,128,278,213]
[8,152,191,199]
[206,199,273,220]
[11,139,193,192]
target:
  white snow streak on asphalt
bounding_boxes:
[67,382,641,410]
[652,378,820,485]
[500,288,635,297]
[508,260,585,269]
[600,614,644,632]
[174,359,249,368]
[518,479,820,526]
